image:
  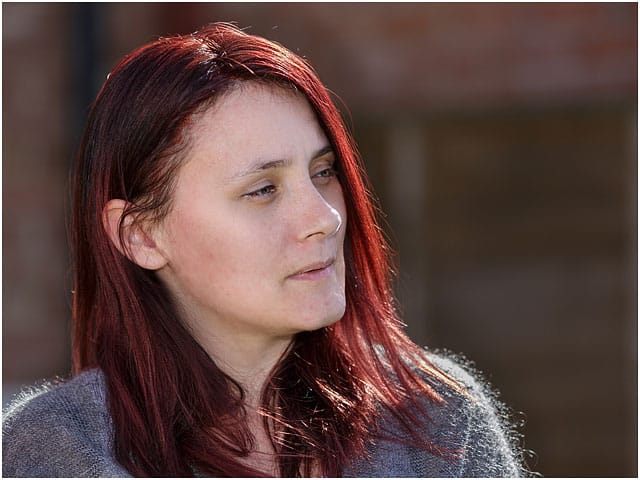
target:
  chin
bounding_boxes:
[297,303,345,333]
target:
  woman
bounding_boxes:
[3,23,526,477]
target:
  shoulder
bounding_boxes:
[422,350,527,476]
[347,349,528,477]
[2,369,130,477]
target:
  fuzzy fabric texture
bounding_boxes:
[3,351,528,477]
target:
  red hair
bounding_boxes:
[71,23,459,477]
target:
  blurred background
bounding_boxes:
[3,3,637,476]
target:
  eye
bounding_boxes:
[312,165,338,184]
[244,184,277,199]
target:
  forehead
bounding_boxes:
[186,82,327,162]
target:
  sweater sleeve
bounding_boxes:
[2,370,131,478]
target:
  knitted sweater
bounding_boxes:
[3,352,526,477]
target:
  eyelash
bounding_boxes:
[245,185,277,198]
[244,166,338,199]
[314,166,338,180]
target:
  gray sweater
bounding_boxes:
[3,353,526,477]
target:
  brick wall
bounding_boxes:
[3,3,73,385]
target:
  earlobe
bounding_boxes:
[102,199,169,271]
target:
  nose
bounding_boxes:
[294,182,343,241]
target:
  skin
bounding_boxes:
[105,83,347,471]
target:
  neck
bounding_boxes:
[220,338,292,408]
[196,328,293,407]
[200,331,291,475]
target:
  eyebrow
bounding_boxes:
[228,145,334,181]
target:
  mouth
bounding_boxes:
[288,258,336,280]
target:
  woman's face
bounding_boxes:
[154,83,347,349]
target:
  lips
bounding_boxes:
[289,257,335,279]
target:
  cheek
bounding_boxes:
[165,209,281,288]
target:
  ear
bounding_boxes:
[102,199,169,271]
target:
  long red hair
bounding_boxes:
[71,23,458,477]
